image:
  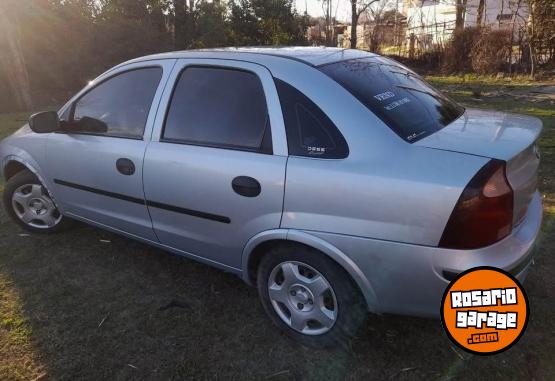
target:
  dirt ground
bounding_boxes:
[0,77,554,380]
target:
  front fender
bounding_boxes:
[1,139,61,211]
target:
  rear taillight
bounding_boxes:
[439,159,513,249]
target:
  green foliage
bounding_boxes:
[528,0,555,54]
[228,0,260,45]
[250,0,307,45]
[193,1,228,48]
[221,0,310,47]
[0,112,29,139]
[0,0,308,112]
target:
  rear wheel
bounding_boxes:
[3,170,71,233]
[257,244,367,348]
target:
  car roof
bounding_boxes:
[130,47,378,67]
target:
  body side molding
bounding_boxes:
[54,179,231,224]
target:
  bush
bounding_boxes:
[442,27,482,73]
[441,28,513,75]
[470,29,512,74]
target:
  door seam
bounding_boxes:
[279,155,289,228]
[141,59,178,242]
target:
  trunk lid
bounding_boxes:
[415,108,542,227]
[415,108,542,160]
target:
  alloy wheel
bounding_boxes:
[267,261,338,335]
[11,184,62,229]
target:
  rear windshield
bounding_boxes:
[319,57,464,143]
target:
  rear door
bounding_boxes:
[143,59,288,269]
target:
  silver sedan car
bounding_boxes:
[0,48,542,347]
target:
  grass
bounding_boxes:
[0,112,29,140]
[425,74,548,85]
[0,78,554,380]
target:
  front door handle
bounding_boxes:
[116,158,135,176]
[232,176,261,197]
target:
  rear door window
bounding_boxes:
[163,66,271,153]
[319,57,464,142]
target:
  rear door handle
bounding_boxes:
[116,158,136,176]
[232,176,261,197]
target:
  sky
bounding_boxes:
[294,0,352,22]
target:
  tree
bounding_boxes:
[527,0,555,77]
[227,0,307,46]
[174,0,195,49]
[252,0,305,45]
[365,4,398,52]
[0,0,33,110]
[455,0,468,31]
[350,0,379,49]
[476,0,485,27]
[0,0,98,110]
[92,0,173,68]
[0,0,309,112]
[319,0,334,46]
[228,0,259,45]
[194,0,227,48]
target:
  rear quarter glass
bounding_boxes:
[319,57,464,143]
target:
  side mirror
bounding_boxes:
[29,111,60,133]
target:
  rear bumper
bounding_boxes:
[310,191,543,317]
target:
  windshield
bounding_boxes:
[319,57,465,143]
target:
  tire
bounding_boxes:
[257,243,367,348]
[2,170,72,233]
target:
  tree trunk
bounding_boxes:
[409,32,415,60]
[528,0,535,78]
[350,0,357,49]
[530,43,535,78]
[476,0,485,27]
[174,0,186,49]
[508,0,523,75]
[455,0,467,32]
[174,0,195,49]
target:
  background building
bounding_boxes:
[405,0,529,49]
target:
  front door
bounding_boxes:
[143,59,288,269]
[44,60,175,240]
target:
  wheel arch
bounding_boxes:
[2,156,60,210]
[3,159,29,181]
[242,229,379,312]
[2,156,47,186]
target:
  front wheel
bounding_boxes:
[3,170,71,233]
[257,244,367,348]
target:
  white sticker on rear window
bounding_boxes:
[384,97,410,111]
[406,131,427,141]
[308,146,326,154]
[373,91,395,101]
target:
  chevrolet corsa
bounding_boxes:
[0,48,542,347]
